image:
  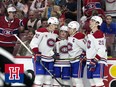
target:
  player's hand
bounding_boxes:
[34,52,41,62]
[80,52,86,63]
[55,53,60,59]
[88,58,98,72]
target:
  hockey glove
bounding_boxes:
[34,52,41,62]
[80,52,86,63]
[88,58,98,72]
[55,53,60,59]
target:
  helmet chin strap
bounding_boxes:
[71,29,77,36]
[90,24,98,33]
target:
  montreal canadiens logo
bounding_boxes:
[2,29,12,37]
[47,38,55,47]
[60,45,68,53]
[68,43,72,51]
[86,2,96,9]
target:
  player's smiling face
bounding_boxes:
[59,30,68,39]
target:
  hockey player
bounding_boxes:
[53,25,71,87]
[67,21,86,87]
[30,17,59,87]
[86,16,107,87]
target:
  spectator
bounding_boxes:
[0,1,5,16]
[27,10,41,31]
[64,0,77,21]
[30,0,47,16]
[16,30,34,56]
[101,15,116,34]
[83,0,105,19]
[54,0,66,6]
[39,17,48,28]
[42,0,61,19]
[100,15,116,57]
[105,0,116,22]
[0,6,28,54]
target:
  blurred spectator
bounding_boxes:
[83,0,105,19]
[0,6,28,54]
[30,0,47,16]
[0,1,5,16]
[64,0,77,21]
[105,0,116,22]
[42,0,61,19]
[16,30,34,56]
[27,10,41,31]
[39,17,48,28]
[54,0,66,6]
[100,15,116,34]
[100,15,116,57]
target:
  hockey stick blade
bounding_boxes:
[40,60,70,87]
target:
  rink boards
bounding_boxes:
[14,56,116,87]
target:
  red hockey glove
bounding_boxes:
[34,52,41,62]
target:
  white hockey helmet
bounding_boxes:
[47,17,59,25]
[68,21,80,31]
[7,6,16,12]
[91,16,103,26]
[60,25,68,31]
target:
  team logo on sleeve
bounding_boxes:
[47,38,55,47]
[2,29,13,37]
[5,64,24,83]
[60,45,68,53]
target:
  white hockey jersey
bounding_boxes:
[54,38,70,67]
[68,32,86,61]
[86,30,107,64]
[30,28,58,61]
[55,38,69,59]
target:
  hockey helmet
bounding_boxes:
[7,6,16,12]
[91,16,103,26]
[68,21,80,31]
[60,25,68,31]
[47,17,59,25]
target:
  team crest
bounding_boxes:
[2,29,13,37]
[47,38,55,47]
[60,45,68,53]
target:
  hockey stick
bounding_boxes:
[40,60,70,87]
[14,34,70,87]
[14,34,33,55]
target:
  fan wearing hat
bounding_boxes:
[0,6,24,54]
[86,16,107,87]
